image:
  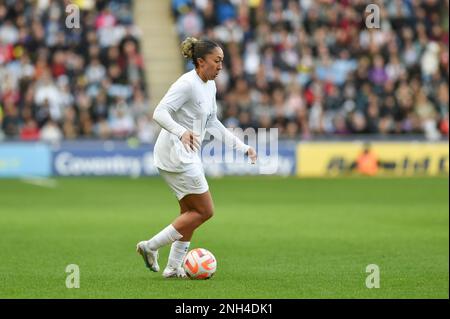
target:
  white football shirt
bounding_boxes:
[153,69,250,172]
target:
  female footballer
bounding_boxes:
[137,37,257,278]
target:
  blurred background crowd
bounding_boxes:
[174,0,449,140]
[0,0,448,143]
[0,0,153,143]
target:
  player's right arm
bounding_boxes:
[152,80,199,151]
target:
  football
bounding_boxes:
[183,248,217,279]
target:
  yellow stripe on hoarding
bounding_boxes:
[297,142,449,177]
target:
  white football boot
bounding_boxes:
[136,241,160,272]
[162,266,187,278]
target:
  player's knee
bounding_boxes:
[205,207,214,221]
[199,207,214,222]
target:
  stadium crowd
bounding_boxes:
[173,0,449,140]
[0,0,154,143]
[0,0,448,142]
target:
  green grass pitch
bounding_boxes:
[0,176,448,298]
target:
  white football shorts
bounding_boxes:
[158,164,209,200]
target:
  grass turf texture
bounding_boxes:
[0,177,448,299]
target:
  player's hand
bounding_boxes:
[246,147,257,164]
[180,130,200,152]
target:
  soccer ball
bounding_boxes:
[183,248,217,279]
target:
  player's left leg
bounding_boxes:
[163,192,214,278]
[163,200,192,278]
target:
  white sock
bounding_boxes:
[168,240,190,269]
[146,224,183,251]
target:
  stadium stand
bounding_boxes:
[0,0,154,142]
[172,0,449,140]
[0,0,448,142]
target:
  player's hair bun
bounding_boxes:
[181,37,198,59]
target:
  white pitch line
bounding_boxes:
[20,177,58,188]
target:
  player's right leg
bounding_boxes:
[136,241,160,272]
[136,222,184,272]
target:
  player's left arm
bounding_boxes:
[206,96,257,164]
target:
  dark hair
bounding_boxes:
[181,37,220,68]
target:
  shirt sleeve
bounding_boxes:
[206,94,250,154]
[152,80,190,139]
